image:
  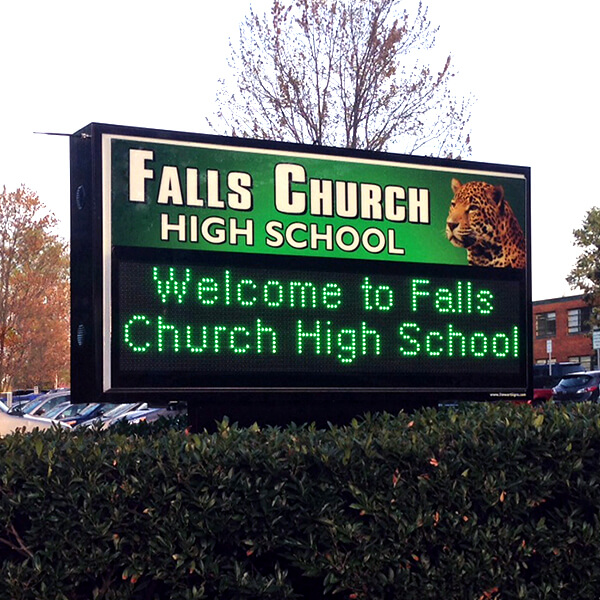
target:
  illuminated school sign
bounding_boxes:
[70,123,532,421]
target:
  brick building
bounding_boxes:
[533,294,594,369]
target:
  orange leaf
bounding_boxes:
[479,586,500,599]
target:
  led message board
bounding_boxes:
[70,123,532,422]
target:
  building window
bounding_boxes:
[536,312,556,338]
[568,355,592,370]
[567,307,591,334]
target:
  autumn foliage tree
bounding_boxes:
[213,0,472,157]
[0,186,69,391]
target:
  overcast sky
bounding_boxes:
[1,0,597,301]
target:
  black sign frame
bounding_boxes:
[70,123,532,425]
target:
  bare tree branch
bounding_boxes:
[211,0,472,158]
[0,524,34,558]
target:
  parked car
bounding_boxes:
[552,370,600,403]
[59,403,121,428]
[44,402,85,420]
[532,388,554,403]
[11,390,71,417]
[83,403,148,429]
[533,362,584,402]
[0,399,70,436]
[118,407,164,425]
[43,402,114,426]
[0,390,46,410]
[121,402,187,425]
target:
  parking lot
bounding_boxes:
[0,390,186,435]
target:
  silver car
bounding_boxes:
[0,400,70,436]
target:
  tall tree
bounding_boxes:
[212,0,472,157]
[567,207,600,328]
[0,186,69,391]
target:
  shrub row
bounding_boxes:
[2,403,600,599]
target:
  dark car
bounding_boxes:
[533,362,584,403]
[81,403,148,429]
[121,402,188,425]
[59,403,120,428]
[552,371,600,403]
[534,362,584,388]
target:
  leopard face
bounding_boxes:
[445,178,526,269]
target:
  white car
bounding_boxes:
[0,400,70,436]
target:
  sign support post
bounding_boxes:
[546,339,553,376]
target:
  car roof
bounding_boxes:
[41,389,71,398]
[561,370,600,377]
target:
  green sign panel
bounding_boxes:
[71,123,532,423]
[107,136,527,266]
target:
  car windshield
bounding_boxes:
[77,403,106,417]
[48,403,96,419]
[44,403,73,418]
[17,397,46,414]
[92,403,118,416]
[102,403,141,418]
[559,375,593,388]
[40,396,69,412]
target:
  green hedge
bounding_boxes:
[2,403,600,599]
